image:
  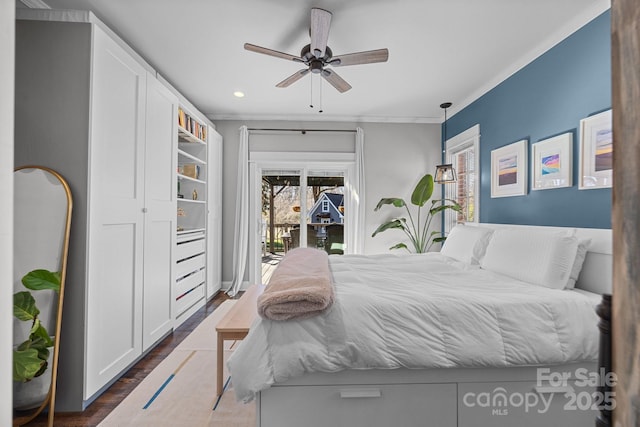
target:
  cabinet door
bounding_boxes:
[206,128,223,298]
[85,26,147,398]
[142,75,177,350]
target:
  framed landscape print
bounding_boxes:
[531,132,573,190]
[579,109,612,189]
[491,139,528,198]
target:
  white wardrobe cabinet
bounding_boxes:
[141,76,178,351]
[15,11,178,411]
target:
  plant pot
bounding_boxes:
[13,348,52,411]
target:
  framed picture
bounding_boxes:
[491,139,528,198]
[579,109,612,189]
[531,132,573,190]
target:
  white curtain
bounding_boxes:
[346,127,365,254]
[228,126,249,297]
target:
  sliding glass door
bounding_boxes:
[249,154,353,284]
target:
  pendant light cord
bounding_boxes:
[440,101,452,151]
[443,108,447,141]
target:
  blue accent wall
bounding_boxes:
[446,10,611,229]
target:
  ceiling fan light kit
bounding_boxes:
[244,7,388,97]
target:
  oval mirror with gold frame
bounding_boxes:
[13,166,72,427]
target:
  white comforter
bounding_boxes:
[228,253,600,403]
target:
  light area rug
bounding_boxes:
[99,300,255,427]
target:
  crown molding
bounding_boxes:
[207,113,440,124]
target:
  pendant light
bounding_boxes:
[434,102,457,183]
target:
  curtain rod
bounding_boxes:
[248,128,357,134]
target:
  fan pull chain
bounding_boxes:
[309,74,314,108]
[319,75,323,113]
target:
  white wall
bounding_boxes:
[0,0,15,424]
[214,120,441,285]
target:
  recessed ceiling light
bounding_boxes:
[233,91,245,98]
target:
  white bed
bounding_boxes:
[228,223,612,427]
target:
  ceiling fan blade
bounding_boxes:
[331,48,389,67]
[244,43,301,62]
[321,69,352,93]
[276,69,310,88]
[310,8,332,59]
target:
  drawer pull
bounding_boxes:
[534,385,574,395]
[339,388,381,399]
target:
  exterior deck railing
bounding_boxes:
[263,222,344,254]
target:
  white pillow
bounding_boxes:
[565,238,592,289]
[440,224,494,265]
[480,228,581,289]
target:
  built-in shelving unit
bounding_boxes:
[175,107,208,323]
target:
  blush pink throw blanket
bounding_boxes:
[257,247,335,321]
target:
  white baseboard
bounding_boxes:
[221,280,252,292]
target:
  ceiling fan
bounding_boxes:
[244,8,389,93]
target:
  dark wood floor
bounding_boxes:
[16,291,231,427]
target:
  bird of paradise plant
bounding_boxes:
[372,173,461,253]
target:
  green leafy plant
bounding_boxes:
[372,173,462,253]
[13,269,61,383]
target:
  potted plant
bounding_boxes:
[372,173,461,253]
[13,269,61,409]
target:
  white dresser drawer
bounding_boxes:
[176,253,205,279]
[175,283,205,315]
[175,268,205,297]
[176,237,205,261]
[458,380,599,427]
[260,383,457,427]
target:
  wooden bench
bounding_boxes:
[215,284,265,398]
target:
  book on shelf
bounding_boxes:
[177,107,206,142]
[180,164,200,179]
[178,108,186,128]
